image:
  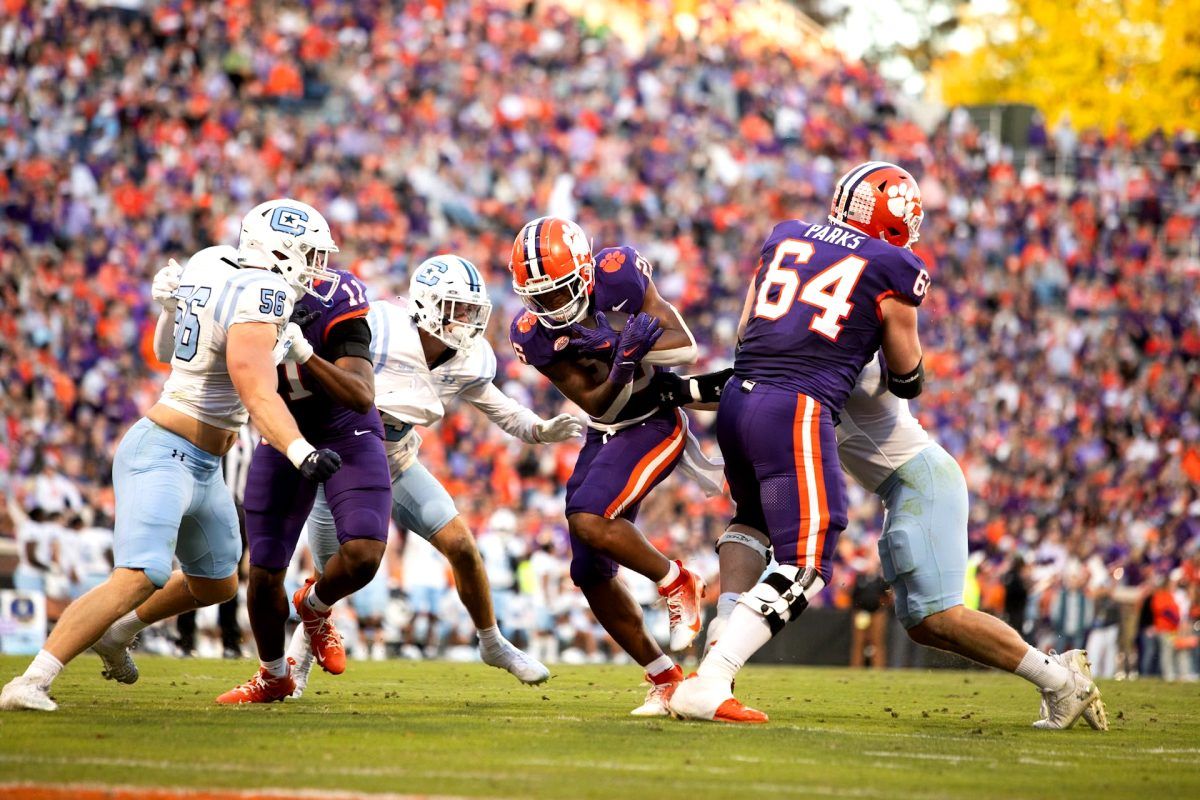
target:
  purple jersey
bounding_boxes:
[279,269,383,441]
[735,219,930,411]
[509,245,665,425]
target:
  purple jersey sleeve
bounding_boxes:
[509,310,567,368]
[874,247,930,312]
[592,246,650,314]
[311,271,370,350]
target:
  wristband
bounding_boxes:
[286,438,316,469]
[608,360,637,387]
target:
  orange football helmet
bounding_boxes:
[829,161,923,248]
[509,216,595,329]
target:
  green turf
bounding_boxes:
[0,656,1197,799]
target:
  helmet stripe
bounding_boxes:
[459,257,482,293]
[835,161,891,219]
[524,218,545,279]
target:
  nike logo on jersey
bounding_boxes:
[354,429,371,436]
[612,299,629,311]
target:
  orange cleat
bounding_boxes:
[668,673,769,724]
[658,561,706,651]
[216,666,296,705]
[293,578,346,675]
[711,697,769,724]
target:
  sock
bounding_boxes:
[656,560,681,589]
[23,650,64,689]
[644,654,677,684]
[108,610,148,644]
[1015,647,1070,691]
[696,603,772,685]
[717,592,740,621]
[261,656,289,678]
[477,624,504,653]
[305,586,332,614]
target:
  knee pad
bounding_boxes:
[737,564,826,636]
[716,525,772,567]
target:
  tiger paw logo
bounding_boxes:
[886,181,919,223]
[599,251,626,273]
[516,312,536,334]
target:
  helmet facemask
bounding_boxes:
[514,268,592,330]
[418,293,492,351]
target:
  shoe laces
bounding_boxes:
[310,617,344,654]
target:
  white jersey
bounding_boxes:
[367,298,541,471]
[158,245,294,430]
[836,353,933,492]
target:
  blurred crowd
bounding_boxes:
[1,0,1198,678]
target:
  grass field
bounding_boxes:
[0,655,1198,800]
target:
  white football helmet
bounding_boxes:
[238,199,340,302]
[409,255,492,351]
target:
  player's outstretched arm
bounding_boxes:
[879,297,924,399]
[150,259,184,363]
[462,380,582,443]
[639,279,697,366]
[228,322,341,480]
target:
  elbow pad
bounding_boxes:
[887,359,924,399]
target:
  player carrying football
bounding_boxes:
[288,255,581,694]
[508,217,717,716]
[0,199,343,711]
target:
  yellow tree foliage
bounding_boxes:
[934,0,1200,138]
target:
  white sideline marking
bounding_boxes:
[0,782,478,800]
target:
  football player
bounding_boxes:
[706,352,1108,730]
[288,255,580,694]
[208,250,398,703]
[507,216,714,716]
[0,199,343,711]
[671,162,1102,726]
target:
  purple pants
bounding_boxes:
[244,430,391,570]
[717,381,847,583]
[564,407,687,586]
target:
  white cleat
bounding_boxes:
[481,639,550,685]
[658,561,706,652]
[0,677,58,712]
[630,669,682,716]
[1033,649,1103,730]
[667,673,767,723]
[92,631,139,685]
[286,626,315,699]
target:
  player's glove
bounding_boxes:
[279,322,314,364]
[567,312,619,358]
[289,305,323,331]
[534,413,584,443]
[152,258,183,311]
[299,448,342,482]
[607,313,663,386]
[649,367,734,407]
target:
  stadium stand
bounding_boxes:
[0,0,1197,678]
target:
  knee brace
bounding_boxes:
[737,564,826,636]
[716,525,772,568]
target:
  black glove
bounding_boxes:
[648,367,734,407]
[290,305,324,331]
[299,448,342,482]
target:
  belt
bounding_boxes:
[384,422,413,442]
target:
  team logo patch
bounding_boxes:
[886,181,919,223]
[517,312,536,334]
[599,251,626,273]
[553,336,570,351]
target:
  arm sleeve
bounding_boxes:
[153,309,176,363]
[324,315,372,362]
[460,381,544,444]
